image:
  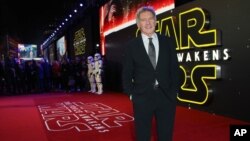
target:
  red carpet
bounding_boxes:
[0,92,249,141]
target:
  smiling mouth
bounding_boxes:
[145,27,153,30]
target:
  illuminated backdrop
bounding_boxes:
[103,0,250,122]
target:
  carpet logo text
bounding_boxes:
[38,101,134,132]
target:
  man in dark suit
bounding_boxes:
[122,6,180,141]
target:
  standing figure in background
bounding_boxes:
[87,56,96,93]
[94,53,103,95]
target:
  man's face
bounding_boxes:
[137,11,156,36]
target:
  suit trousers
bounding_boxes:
[132,87,176,141]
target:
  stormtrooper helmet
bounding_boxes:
[87,56,94,63]
[94,53,101,61]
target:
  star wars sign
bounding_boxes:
[38,101,134,133]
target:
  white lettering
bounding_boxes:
[194,51,200,61]
[212,50,220,60]
[176,48,230,63]
[223,48,230,60]
[186,52,192,62]
[203,50,209,61]
[234,129,247,136]
[177,53,185,62]
[234,129,241,136]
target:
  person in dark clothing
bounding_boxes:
[122,6,180,141]
[61,59,70,92]
[15,59,26,94]
[74,57,83,92]
[0,60,5,94]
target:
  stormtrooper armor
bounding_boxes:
[87,56,96,93]
[94,53,103,94]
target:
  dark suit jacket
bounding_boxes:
[122,33,180,102]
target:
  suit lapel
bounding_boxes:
[156,34,161,69]
[156,34,167,70]
[137,36,148,58]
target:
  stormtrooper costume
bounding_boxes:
[87,56,96,93]
[94,53,103,94]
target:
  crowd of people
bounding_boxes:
[0,53,104,95]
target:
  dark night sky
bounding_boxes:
[0,0,79,44]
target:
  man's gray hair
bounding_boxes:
[136,6,156,24]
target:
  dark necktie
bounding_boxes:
[148,38,156,69]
